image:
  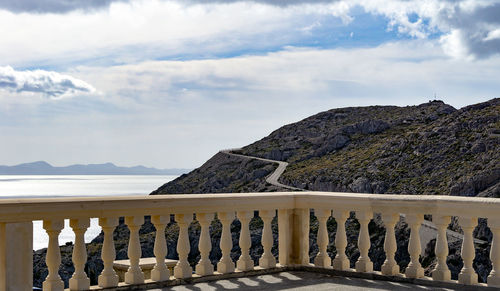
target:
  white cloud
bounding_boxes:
[1,41,499,167]
[0,1,340,68]
[0,0,498,69]
[0,66,95,98]
[1,0,499,64]
[356,0,500,59]
[197,0,500,59]
[0,0,128,13]
[484,29,500,42]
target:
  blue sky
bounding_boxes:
[0,0,499,168]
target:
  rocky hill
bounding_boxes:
[155,99,499,197]
[151,152,280,194]
[33,99,499,287]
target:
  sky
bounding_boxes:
[0,0,499,169]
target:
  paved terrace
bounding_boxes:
[0,192,499,291]
[106,268,499,291]
[151,271,465,291]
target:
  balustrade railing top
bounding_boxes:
[0,192,499,291]
[0,192,498,221]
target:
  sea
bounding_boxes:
[0,175,178,250]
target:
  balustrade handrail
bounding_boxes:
[0,192,499,222]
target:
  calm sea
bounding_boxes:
[0,175,178,250]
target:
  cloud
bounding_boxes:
[0,0,128,13]
[0,66,96,98]
[3,42,499,168]
[192,0,500,59]
[1,0,499,72]
[358,0,500,59]
[0,0,333,13]
[187,0,334,6]
[438,2,500,59]
[0,0,344,69]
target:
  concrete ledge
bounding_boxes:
[90,264,498,291]
[113,258,178,282]
[298,265,497,291]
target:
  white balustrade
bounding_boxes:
[98,217,119,288]
[43,220,65,291]
[174,213,192,278]
[405,214,424,278]
[237,211,254,271]
[458,216,478,285]
[431,215,451,281]
[69,218,90,290]
[355,211,373,272]
[217,212,236,273]
[381,213,399,275]
[259,210,276,268]
[151,215,170,281]
[332,210,349,270]
[124,216,145,284]
[196,213,214,276]
[0,192,498,290]
[314,209,331,267]
[488,218,500,287]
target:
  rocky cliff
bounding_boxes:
[151,152,280,194]
[157,99,499,197]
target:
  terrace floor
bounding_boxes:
[146,271,464,291]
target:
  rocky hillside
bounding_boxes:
[151,152,280,194]
[274,100,500,196]
[157,99,499,197]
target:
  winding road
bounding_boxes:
[221,149,487,249]
[221,149,302,191]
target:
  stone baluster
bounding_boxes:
[488,218,500,287]
[431,215,451,281]
[69,218,90,290]
[43,220,65,291]
[259,210,276,268]
[381,213,399,276]
[124,216,145,284]
[98,217,119,287]
[332,210,349,270]
[355,211,373,272]
[217,212,235,273]
[458,216,478,285]
[196,213,214,276]
[237,211,254,271]
[314,209,331,267]
[405,214,424,278]
[174,213,192,278]
[151,215,169,281]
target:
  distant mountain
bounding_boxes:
[0,161,189,175]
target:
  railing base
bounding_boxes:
[84,265,498,291]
